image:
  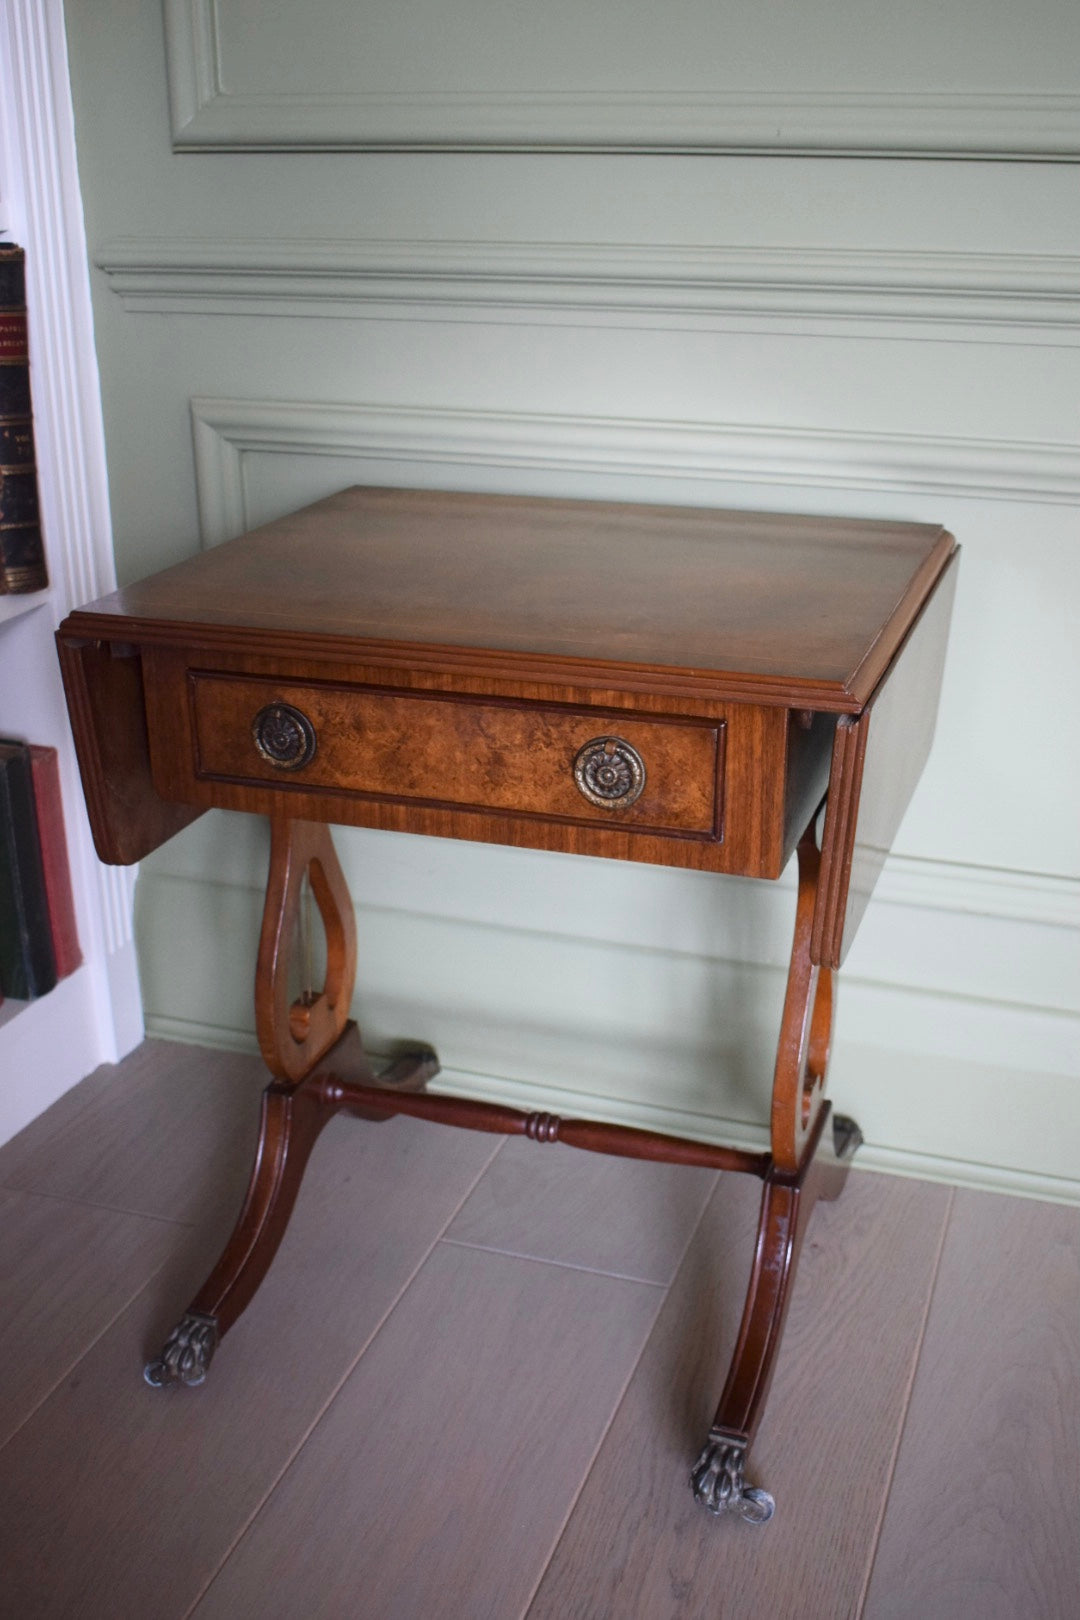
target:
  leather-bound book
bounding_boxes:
[25,745,81,979]
[0,740,57,999]
[0,243,48,594]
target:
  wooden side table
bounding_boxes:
[57,486,957,1523]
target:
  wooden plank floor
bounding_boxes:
[0,1040,1076,1620]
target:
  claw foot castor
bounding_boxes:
[144,1311,220,1388]
[690,1429,775,1524]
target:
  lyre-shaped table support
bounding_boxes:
[145,811,861,1527]
[143,817,440,1388]
[690,826,861,1521]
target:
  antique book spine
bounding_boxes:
[0,741,57,999]
[26,745,82,980]
[0,244,48,594]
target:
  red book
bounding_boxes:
[25,745,81,979]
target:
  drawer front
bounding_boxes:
[189,673,723,838]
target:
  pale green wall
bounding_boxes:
[64,0,1080,1197]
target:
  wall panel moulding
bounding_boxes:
[188,398,1080,554]
[96,239,1080,345]
[163,0,1080,158]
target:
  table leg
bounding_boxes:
[144,807,861,1473]
[144,817,438,1387]
[690,822,863,1521]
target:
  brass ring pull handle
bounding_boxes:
[252,702,318,770]
[573,736,646,809]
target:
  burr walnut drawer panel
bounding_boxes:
[183,672,724,838]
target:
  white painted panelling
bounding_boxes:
[871,856,1080,930]
[144,810,1080,1024]
[0,0,141,1146]
[1,4,118,612]
[0,969,127,1142]
[162,0,1080,156]
[96,237,1080,343]
[61,0,1080,1196]
[190,399,1080,557]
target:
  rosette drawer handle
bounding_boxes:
[251,703,318,770]
[573,736,646,809]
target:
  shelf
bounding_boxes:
[0,589,50,627]
[0,993,30,1031]
[0,966,105,1146]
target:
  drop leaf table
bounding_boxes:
[57,485,957,1523]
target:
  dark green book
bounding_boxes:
[0,740,57,999]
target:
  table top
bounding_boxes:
[66,486,955,713]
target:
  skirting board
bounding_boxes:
[143,1020,1080,1209]
[136,866,1080,1206]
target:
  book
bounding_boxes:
[0,740,57,999]
[0,244,48,594]
[24,745,82,979]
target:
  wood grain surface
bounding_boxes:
[0,1053,133,1184]
[0,1041,270,1225]
[0,1187,178,1450]
[60,485,955,710]
[56,637,203,865]
[0,1103,499,1620]
[444,1135,718,1283]
[813,553,960,968]
[140,646,796,876]
[3,1042,1068,1620]
[863,1189,1080,1620]
[189,671,724,835]
[526,1169,951,1620]
[188,1241,665,1620]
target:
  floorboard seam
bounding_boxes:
[0,1253,179,1459]
[438,1235,670,1286]
[0,1181,197,1225]
[518,1170,724,1620]
[516,1285,674,1620]
[854,1184,956,1620]
[177,1134,507,1620]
